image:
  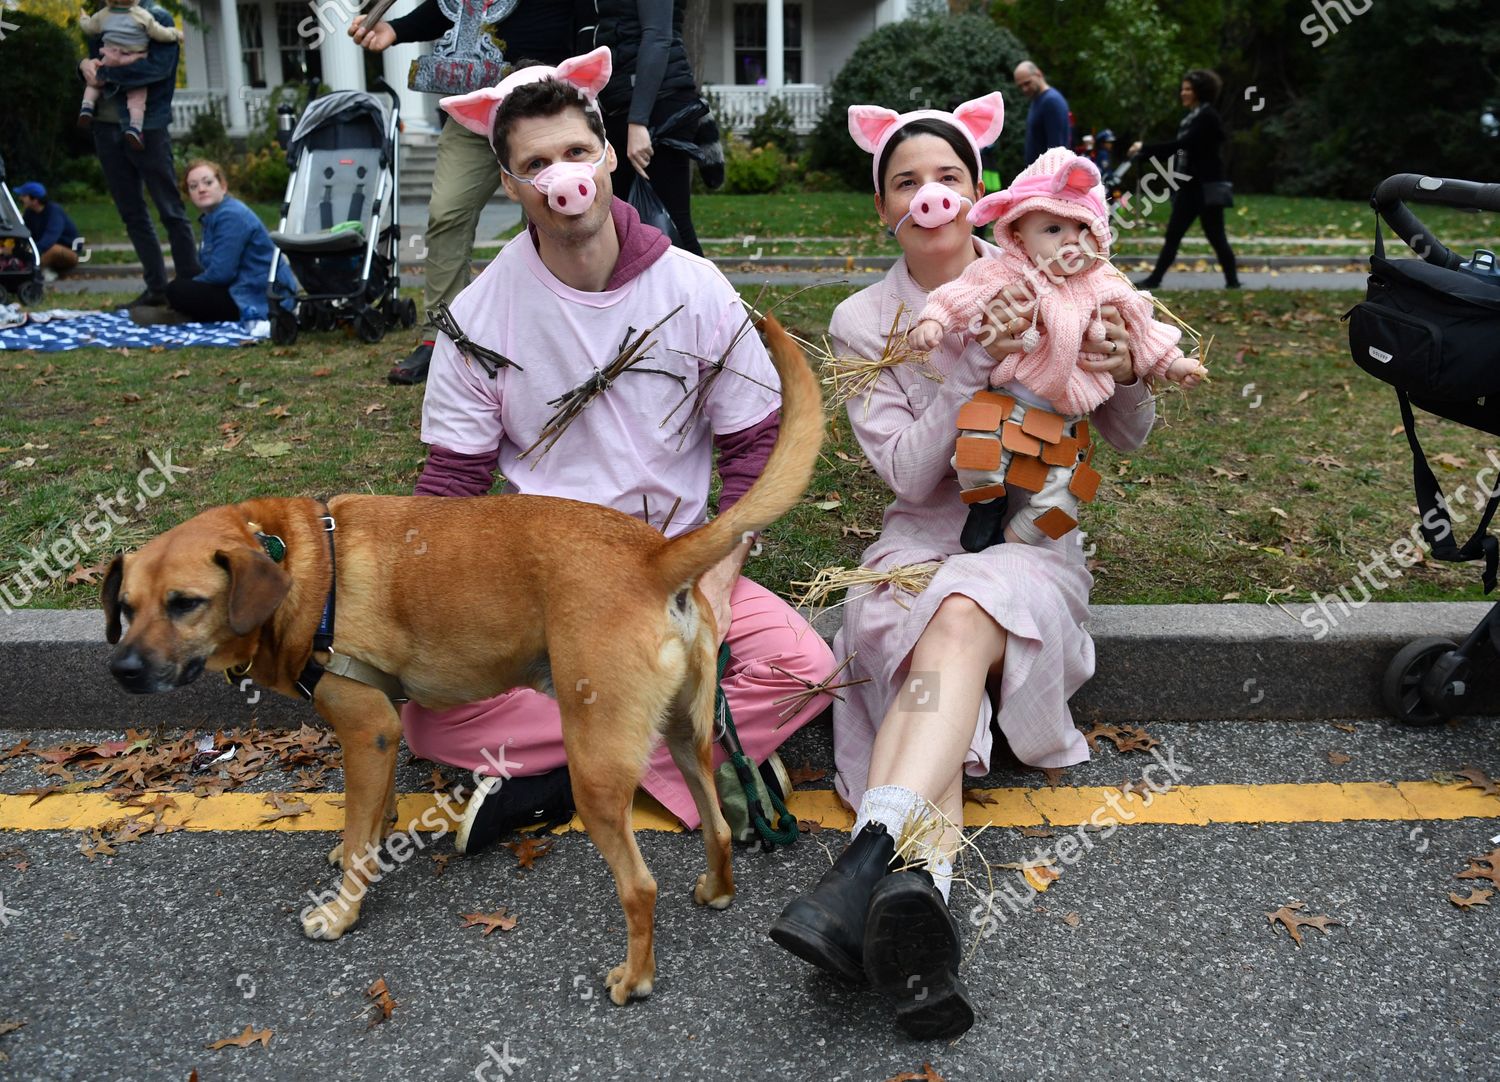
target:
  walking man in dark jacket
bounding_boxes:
[78,0,201,307]
[1014,60,1070,165]
[350,0,573,385]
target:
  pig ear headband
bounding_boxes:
[848,91,1005,191]
[440,46,613,152]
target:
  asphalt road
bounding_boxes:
[1,714,1497,1081]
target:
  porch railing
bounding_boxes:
[170,88,273,137]
[705,84,829,136]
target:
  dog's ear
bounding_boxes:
[214,547,291,636]
[102,552,125,644]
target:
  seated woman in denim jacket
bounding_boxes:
[144,159,295,324]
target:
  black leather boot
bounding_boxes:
[864,867,976,1040]
[769,822,894,982]
[959,496,1007,553]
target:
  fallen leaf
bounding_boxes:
[432,853,455,877]
[1267,506,1289,519]
[1062,912,1082,928]
[788,762,826,786]
[1019,826,1054,838]
[1456,854,1500,888]
[1454,766,1498,797]
[1210,466,1248,480]
[1265,902,1341,946]
[1327,751,1351,765]
[363,403,387,416]
[1433,452,1468,469]
[121,392,141,404]
[1042,766,1066,788]
[797,818,824,834]
[1294,389,1316,404]
[311,367,333,377]
[1448,888,1493,909]
[205,1025,272,1050]
[882,1064,944,1082]
[1331,722,1357,733]
[502,836,555,869]
[247,441,292,459]
[0,1021,25,1036]
[964,789,999,807]
[365,977,397,1027]
[260,793,311,822]
[168,368,191,379]
[461,908,519,936]
[1021,864,1060,891]
[267,404,291,418]
[66,560,111,587]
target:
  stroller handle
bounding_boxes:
[1371,174,1500,270]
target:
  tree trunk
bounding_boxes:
[683,0,710,85]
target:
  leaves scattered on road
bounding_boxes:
[462,909,519,936]
[1447,889,1492,909]
[205,1025,272,1050]
[365,978,397,1028]
[503,837,555,870]
[1454,766,1497,798]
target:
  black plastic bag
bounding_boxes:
[627,175,681,246]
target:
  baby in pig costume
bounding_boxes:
[907,147,1206,551]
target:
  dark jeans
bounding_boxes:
[605,99,702,257]
[1146,184,1239,285]
[166,278,239,322]
[93,123,201,293]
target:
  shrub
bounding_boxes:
[0,12,85,184]
[746,96,800,158]
[230,147,291,201]
[807,12,1028,191]
[724,139,789,194]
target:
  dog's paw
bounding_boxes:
[693,873,734,910]
[604,964,654,1005]
[326,840,344,866]
[301,901,358,940]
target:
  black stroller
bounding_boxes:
[0,152,44,306]
[1345,173,1500,724]
[267,80,417,345]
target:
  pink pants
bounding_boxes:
[400,577,836,828]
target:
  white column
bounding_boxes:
[766,0,784,93]
[383,43,436,133]
[218,0,249,133]
[320,13,367,93]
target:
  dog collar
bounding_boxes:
[255,532,286,562]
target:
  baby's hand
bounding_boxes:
[906,318,944,353]
[1167,356,1208,389]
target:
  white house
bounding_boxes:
[171,0,922,141]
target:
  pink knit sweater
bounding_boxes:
[918,253,1185,415]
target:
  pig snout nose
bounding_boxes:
[908,183,962,229]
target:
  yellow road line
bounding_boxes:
[1,781,1496,834]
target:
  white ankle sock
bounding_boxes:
[853,784,955,902]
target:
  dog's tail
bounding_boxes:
[651,313,824,596]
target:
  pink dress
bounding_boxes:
[828,239,1157,808]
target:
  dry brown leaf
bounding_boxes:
[1456,855,1500,888]
[65,560,111,586]
[205,1025,272,1050]
[1448,888,1493,909]
[1432,452,1468,469]
[1331,722,1357,733]
[797,818,824,834]
[1327,751,1351,765]
[788,762,826,786]
[882,1065,944,1082]
[502,836,555,870]
[461,908,519,936]
[1294,389,1316,404]
[312,366,332,377]
[1265,902,1341,946]
[364,403,387,416]
[1020,826,1054,838]
[1042,766,1067,788]
[0,1021,25,1036]
[365,977,397,1027]
[964,789,999,807]
[1454,766,1498,797]
[260,793,312,823]
[432,853,455,877]
[267,404,291,419]
[1062,912,1082,928]
[168,368,191,379]
[1021,865,1060,891]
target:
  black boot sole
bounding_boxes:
[864,876,976,1039]
[769,914,866,984]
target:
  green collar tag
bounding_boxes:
[256,533,286,563]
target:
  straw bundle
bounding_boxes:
[789,561,940,613]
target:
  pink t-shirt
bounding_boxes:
[420,232,779,536]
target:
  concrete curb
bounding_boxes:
[64,253,1365,282]
[2,602,1494,730]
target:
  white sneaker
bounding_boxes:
[454,773,502,855]
[41,269,57,283]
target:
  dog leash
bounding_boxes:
[715,644,799,850]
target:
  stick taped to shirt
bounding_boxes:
[430,301,522,377]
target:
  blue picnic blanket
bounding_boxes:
[0,308,268,352]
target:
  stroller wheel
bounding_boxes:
[399,298,418,329]
[17,279,43,306]
[354,307,385,344]
[1382,636,1466,726]
[271,308,298,346]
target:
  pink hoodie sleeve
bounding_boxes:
[917,258,1010,337]
[1112,286,1185,383]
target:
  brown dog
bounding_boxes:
[101,316,822,1004]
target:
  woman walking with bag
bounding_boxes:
[1129,68,1240,289]
[768,93,1155,1039]
[576,0,704,254]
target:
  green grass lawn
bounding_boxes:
[5,282,1495,614]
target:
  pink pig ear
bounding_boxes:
[555,47,612,100]
[439,87,504,139]
[967,190,1013,227]
[847,105,901,154]
[1054,157,1101,194]
[952,92,1005,147]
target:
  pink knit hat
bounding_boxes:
[440,47,612,151]
[968,147,1113,257]
[847,93,1006,191]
